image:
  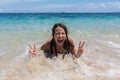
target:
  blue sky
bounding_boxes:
[0,0,120,13]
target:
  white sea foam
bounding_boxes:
[0,50,6,56]
[24,46,29,56]
[0,70,7,80]
[1,40,120,80]
[106,69,120,78]
[106,41,120,49]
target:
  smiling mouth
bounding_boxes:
[57,39,64,43]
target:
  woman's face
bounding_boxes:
[54,26,66,46]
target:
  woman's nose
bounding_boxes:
[59,34,63,38]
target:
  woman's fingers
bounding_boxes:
[28,44,37,56]
[29,44,33,49]
[78,41,85,54]
[29,44,36,50]
[79,41,81,48]
[79,41,85,48]
[29,48,36,55]
[34,43,36,50]
[29,48,33,53]
[80,41,85,48]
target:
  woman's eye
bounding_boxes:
[55,32,65,35]
[62,33,65,35]
[56,33,60,35]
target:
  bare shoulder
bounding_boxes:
[68,37,74,44]
[68,37,76,55]
[40,39,52,51]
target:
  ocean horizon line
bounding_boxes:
[0,12,120,14]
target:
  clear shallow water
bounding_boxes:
[0,13,120,80]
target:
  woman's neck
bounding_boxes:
[56,45,64,51]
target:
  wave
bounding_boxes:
[106,41,120,49]
[1,34,120,80]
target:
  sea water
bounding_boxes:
[0,13,120,80]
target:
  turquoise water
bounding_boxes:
[0,13,120,54]
[0,13,120,50]
[0,13,120,80]
[0,13,120,32]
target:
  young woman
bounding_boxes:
[29,23,85,59]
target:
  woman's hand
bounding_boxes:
[29,44,37,56]
[77,41,85,57]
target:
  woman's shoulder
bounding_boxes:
[40,38,52,51]
[68,37,74,43]
[68,37,74,47]
[44,37,53,45]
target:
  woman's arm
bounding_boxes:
[29,37,52,56]
[40,37,52,51]
[68,37,76,55]
[40,40,50,51]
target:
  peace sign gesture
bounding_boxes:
[29,44,37,56]
[77,41,85,57]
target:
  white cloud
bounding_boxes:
[1,1,120,12]
[84,2,120,9]
[108,2,120,9]
[99,3,106,8]
[85,3,106,9]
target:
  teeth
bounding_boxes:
[58,40,63,42]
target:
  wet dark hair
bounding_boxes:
[50,23,73,57]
